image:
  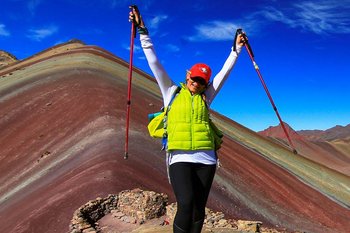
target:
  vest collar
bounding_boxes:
[180,82,206,95]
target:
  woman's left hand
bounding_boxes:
[236,33,247,47]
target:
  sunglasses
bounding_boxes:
[190,77,207,86]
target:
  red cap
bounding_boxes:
[188,63,212,84]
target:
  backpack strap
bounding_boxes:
[161,86,181,150]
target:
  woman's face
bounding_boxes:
[186,72,207,94]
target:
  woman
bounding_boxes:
[129,6,246,233]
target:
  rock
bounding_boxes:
[111,210,124,218]
[117,189,168,222]
[122,216,137,224]
[82,227,96,233]
[237,220,262,232]
[217,219,229,227]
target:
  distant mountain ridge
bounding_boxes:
[259,122,350,176]
[297,124,350,141]
[259,123,350,142]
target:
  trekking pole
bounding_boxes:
[237,29,297,154]
[124,5,138,159]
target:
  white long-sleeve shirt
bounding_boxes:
[140,34,241,165]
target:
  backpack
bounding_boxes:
[147,87,180,150]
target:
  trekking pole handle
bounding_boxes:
[236,29,254,58]
[129,5,140,38]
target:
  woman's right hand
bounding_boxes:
[129,5,144,27]
[129,5,148,35]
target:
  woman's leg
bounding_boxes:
[191,164,216,233]
[169,162,194,232]
[169,162,216,233]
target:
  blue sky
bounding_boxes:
[1,0,349,131]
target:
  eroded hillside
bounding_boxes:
[0,41,349,233]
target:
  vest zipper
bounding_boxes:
[191,95,194,149]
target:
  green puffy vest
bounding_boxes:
[167,84,215,151]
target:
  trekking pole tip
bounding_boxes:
[124,152,129,160]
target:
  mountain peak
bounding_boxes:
[258,122,303,141]
[0,50,18,68]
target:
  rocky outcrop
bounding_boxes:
[69,189,168,233]
[70,194,119,232]
[69,189,288,233]
[0,50,17,68]
[117,188,168,222]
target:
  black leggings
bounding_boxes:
[169,162,216,232]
